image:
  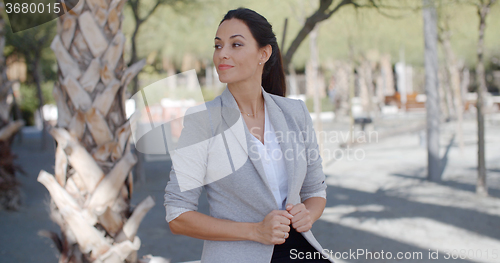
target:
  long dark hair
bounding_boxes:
[219,8,287,97]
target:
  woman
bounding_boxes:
[164,7,334,263]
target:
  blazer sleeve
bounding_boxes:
[164,106,211,220]
[298,99,327,201]
[165,205,194,223]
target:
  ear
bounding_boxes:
[260,44,272,64]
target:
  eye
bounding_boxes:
[214,44,221,49]
[233,43,242,47]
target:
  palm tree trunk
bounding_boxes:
[38,1,152,262]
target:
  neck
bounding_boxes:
[228,80,264,116]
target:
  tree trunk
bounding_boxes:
[423,0,441,182]
[331,61,351,118]
[347,40,355,145]
[129,21,141,96]
[461,67,470,107]
[362,59,376,115]
[358,59,375,116]
[439,28,465,152]
[308,24,323,162]
[283,0,351,72]
[439,66,454,120]
[380,54,395,96]
[397,47,407,111]
[33,55,47,151]
[474,0,496,196]
[38,1,152,262]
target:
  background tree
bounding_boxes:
[6,22,56,151]
[37,0,153,262]
[125,0,197,183]
[437,1,466,154]
[282,0,408,73]
[423,0,440,182]
[126,0,196,95]
[0,2,24,211]
[472,0,497,196]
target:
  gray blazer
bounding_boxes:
[164,85,334,263]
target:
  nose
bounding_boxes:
[218,45,229,61]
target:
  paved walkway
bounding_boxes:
[316,115,500,263]
[1,113,499,263]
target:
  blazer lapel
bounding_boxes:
[220,86,273,198]
[220,85,298,208]
[261,87,298,206]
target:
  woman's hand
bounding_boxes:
[285,203,313,233]
[254,210,293,245]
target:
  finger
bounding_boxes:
[295,213,310,224]
[273,229,287,241]
[278,210,293,220]
[291,218,303,229]
[276,215,291,225]
[295,223,312,233]
[289,203,305,216]
[290,212,305,224]
[285,203,293,211]
[292,216,311,230]
[276,237,286,245]
[280,224,290,233]
[275,230,289,242]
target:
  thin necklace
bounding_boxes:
[237,100,264,117]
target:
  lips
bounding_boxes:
[218,64,234,70]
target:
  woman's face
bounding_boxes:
[213,18,270,84]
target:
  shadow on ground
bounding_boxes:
[2,128,499,263]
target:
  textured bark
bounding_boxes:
[475,0,497,196]
[38,1,153,262]
[423,0,441,182]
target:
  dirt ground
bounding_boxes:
[1,113,499,263]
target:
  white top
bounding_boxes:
[249,103,288,210]
[165,102,326,223]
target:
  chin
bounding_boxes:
[219,75,249,85]
[218,75,236,84]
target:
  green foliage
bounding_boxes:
[5,19,57,125]
[305,96,334,113]
[5,20,56,55]
[18,82,55,126]
[122,0,500,70]
[200,86,219,102]
[5,20,57,82]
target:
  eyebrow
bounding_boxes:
[214,34,245,40]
